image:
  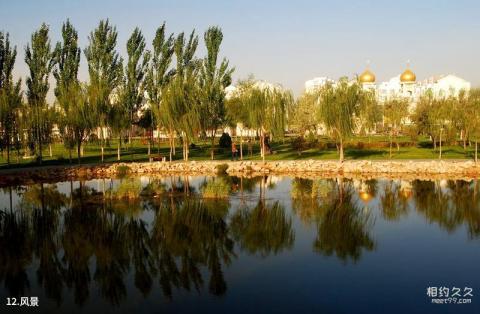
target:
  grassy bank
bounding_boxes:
[0,135,477,170]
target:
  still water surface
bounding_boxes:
[0,175,479,313]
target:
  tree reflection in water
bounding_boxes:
[1,176,480,307]
[0,177,238,306]
[413,180,480,238]
[291,178,376,262]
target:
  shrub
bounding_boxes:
[219,132,232,149]
[117,165,131,178]
[216,163,229,175]
[291,136,307,154]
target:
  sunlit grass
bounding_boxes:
[0,136,476,170]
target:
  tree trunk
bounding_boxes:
[38,123,43,164]
[49,143,52,157]
[240,133,243,160]
[69,148,72,164]
[169,134,173,162]
[439,130,443,159]
[339,137,344,162]
[77,139,81,164]
[147,128,151,160]
[261,129,265,163]
[173,136,176,156]
[476,141,478,163]
[210,129,215,160]
[117,138,121,161]
[6,137,10,165]
[389,132,393,159]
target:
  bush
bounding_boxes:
[216,163,229,175]
[219,132,232,149]
[291,136,307,153]
[117,165,131,178]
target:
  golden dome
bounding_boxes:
[359,69,375,83]
[400,68,416,83]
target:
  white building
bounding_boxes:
[304,77,336,93]
[357,66,471,106]
[306,66,471,111]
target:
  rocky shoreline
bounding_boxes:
[1,160,480,186]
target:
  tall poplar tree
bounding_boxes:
[53,19,86,163]
[84,19,123,162]
[25,23,55,164]
[198,26,234,160]
[146,23,175,159]
[123,27,150,146]
[0,31,22,164]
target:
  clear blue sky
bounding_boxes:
[1,0,479,99]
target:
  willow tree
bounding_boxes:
[0,31,22,164]
[84,19,123,162]
[25,23,55,164]
[123,27,150,146]
[225,81,253,160]
[413,93,451,159]
[317,78,363,162]
[289,90,320,137]
[383,98,409,158]
[198,26,234,160]
[238,79,291,162]
[465,88,480,162]
[357,90,381,137]
[145,23,175,159]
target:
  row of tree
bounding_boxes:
[0,19,235,164]
[2,21,480,165]
[290,78,480,161]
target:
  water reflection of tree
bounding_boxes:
[151,198,234,297]
[314,180,375,262]
[0,210,33,297]
[380,181,410,221]
[413,180,480,238]
[291,178,375,262]
[230,200,294,257]
[22,184,66,304]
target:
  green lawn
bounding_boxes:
[0,136,476,170]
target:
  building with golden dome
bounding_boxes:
[400,68,416,83]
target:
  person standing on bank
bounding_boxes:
[231,141,238,161]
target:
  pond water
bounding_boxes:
[0,175,479,314]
